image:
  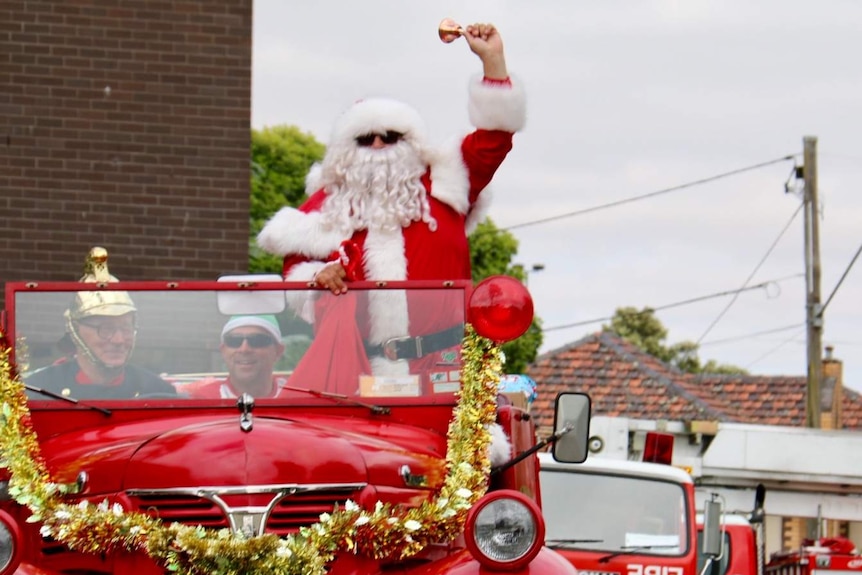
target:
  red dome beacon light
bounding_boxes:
[468,276,534,343]
[643,431,674,465]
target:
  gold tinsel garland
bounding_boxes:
[0,326,502,575]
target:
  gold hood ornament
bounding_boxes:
[65,247,137,322]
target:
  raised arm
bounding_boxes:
[462,22,508,80]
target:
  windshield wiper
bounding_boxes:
[546,539,604,549]
[598,545,680,563]
[281,386,390,415]
[24,384,112,416]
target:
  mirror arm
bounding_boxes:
[491,424,573,476]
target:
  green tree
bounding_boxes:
[602,307,746,374]
[249,125,325,273]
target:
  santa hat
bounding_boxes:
[327,97,428,152]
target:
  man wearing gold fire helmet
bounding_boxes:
[25,248,176,400]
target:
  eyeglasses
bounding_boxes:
[223,333,276,349]
[355,131,404,147]
[76,321,136,341]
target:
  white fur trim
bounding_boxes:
[468,74,527,133]
[426,136,470,215]
[363,227,407,281]
[488,423,512,467]
[363,228,410,343]
[330,98,427,150]
[256,206,345,259]
[284,261,327,282]
[366,289,409,343]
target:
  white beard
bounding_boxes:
[318,140,436,235]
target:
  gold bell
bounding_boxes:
[438,18,465,44]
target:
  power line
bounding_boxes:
[500,155,797,232]
[695,201,804,344]
[542,274,802,333]
[818,239,862,318]
[699,323,805,347]
[744,327,806,370]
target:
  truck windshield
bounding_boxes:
[14,283,467,404]
[541,469,689,555]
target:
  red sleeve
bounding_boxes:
[282,253,310,277]
[298,189,328,213]
[461,129,514,205]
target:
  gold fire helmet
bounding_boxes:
[64,247,137,322]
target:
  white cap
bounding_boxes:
[221,314,282,343]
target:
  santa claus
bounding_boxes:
[257,22,525,384]
[257,22,525,290]
[260,26,523,466]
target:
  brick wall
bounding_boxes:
[0,0,253,308]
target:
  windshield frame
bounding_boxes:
[8,278,473,407]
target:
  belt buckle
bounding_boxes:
[382,336,420,361]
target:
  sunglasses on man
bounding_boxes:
[223,333,276,349]
[355,131,404,147]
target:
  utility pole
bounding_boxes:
[802,135,823,429]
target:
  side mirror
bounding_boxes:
[551,392,591,463]
[702,498,723,558]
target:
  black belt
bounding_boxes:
[364,324,464,361]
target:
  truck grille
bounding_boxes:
[128,484,366,536]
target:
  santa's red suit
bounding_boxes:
[257,75,526,392]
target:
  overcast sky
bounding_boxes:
[251,1,862,393]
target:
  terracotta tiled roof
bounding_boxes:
[526,331,862,433]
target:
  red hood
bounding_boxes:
[40,413,447,496]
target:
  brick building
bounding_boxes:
[1,1,253,305]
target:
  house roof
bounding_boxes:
[526,331,862,433]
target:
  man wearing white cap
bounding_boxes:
[189,315,287,399]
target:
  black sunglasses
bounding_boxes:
[355,131,404,147]
[223,333,276,349]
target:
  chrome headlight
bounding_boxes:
[0,510,20,574]
[465,489,545,570]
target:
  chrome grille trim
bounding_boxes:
[127,482,366,496]
[126,482,366,537]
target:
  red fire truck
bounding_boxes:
[539,431,717,575]
[697,488,861,575]
[0,249,589,575]
[766,538,862,575]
